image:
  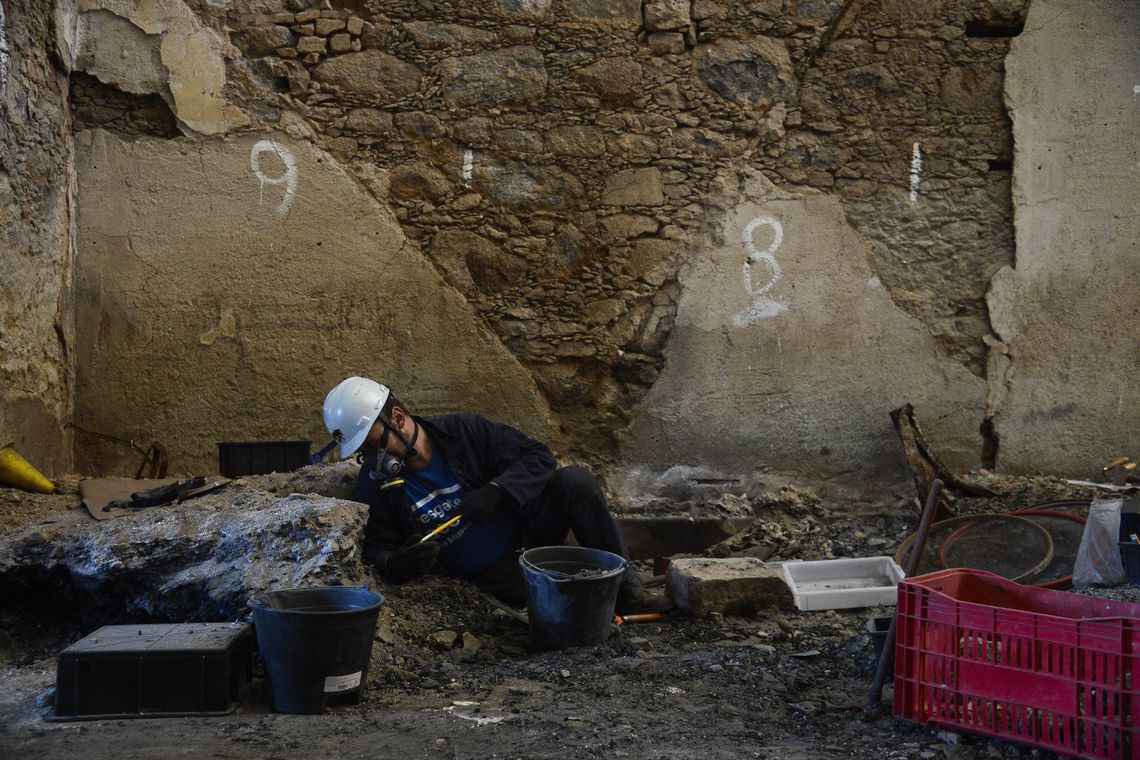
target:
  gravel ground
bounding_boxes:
[0,472,1122,760]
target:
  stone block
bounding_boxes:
[271,12,296,24]
[645,0,691,31]
[546,125,605,157]
[403,21,496,50]
[648,32,686,55]
[329,33,352,53]
[313,50,423,100]
[344,108,394,135]
[297,35,327,54]
[691,0,725,20]
[239,25,296,56]
[561,0,641,21]
[395,111,447,139]
[498,0,552,20]
[439,46,548,108]
[602,213,659,239]
[695,36,796,107]
[572,57,642,105]
[315,18,346,36]
[602,167,665,206]
[277,46,299,59]
[293,22,314,35]
[294,9,320,23]
[626,238,676,286]
[346,16,364,35]
[666,557,794,616]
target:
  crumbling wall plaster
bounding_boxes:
[66,0,249,135]
[0,0,76,477]
[986,0,1140,475]
[73,130,557,475]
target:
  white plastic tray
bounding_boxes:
[780,556,906,611]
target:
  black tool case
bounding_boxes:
[51,623,253,720]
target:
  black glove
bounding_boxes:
[383,539,440,583]
[460,483,511,524]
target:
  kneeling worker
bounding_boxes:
[323,376,667,614]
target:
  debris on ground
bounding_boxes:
[0,466,1114,759]
[0,485,369,626]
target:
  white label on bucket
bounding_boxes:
[324,672,362,693]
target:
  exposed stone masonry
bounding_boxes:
[216,0,1030,458]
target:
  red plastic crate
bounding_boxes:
[894,569,1140,759]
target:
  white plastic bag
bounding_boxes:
[1073,497,1125,588]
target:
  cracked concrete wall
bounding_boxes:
[0,0,76,477]
[623,171,985,481]
[73,130,556,475]
[985,0,1140,475]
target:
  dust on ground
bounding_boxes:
[0,472,1105,760]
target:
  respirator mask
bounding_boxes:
[362,414,420,481]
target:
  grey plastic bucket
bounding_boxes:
[250,586,383,714]
[519,546,627,650]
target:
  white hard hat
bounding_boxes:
[322,376,391,458]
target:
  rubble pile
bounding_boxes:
[0,485,369,625]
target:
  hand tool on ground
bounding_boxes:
[419,514,462,544]
[104,476,229,511]
[864,478,942,720]
[613,612,668,625]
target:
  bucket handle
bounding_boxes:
[519,554,627,583]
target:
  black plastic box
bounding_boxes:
[53,623,253,720]
[217,440,311,478]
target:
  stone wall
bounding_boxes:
[45,0,1140,482]
[0,0,76,476]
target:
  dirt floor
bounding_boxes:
[0,473,1117,760]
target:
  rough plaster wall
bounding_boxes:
[986,0,1140,475]
[623,171,985,480]
[0,0,76,477]
[73,130,556,476]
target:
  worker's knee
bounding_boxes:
[548,465,602,501]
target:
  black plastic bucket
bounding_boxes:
[250,586,383,714]
[519,546,627,651]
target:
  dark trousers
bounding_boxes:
[476,466,631,606]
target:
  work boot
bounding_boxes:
[616,569,673,615]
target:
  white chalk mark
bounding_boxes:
[909,142,922,204]
[249,139,298,217]
[1133,85,1140,96]
[0,2,10,94]
[867,276,881,288]
[462,149,474,187]
[734,215,788,326]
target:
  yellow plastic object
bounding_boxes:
[0,445,56,493]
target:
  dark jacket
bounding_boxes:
[350,413,557,572]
